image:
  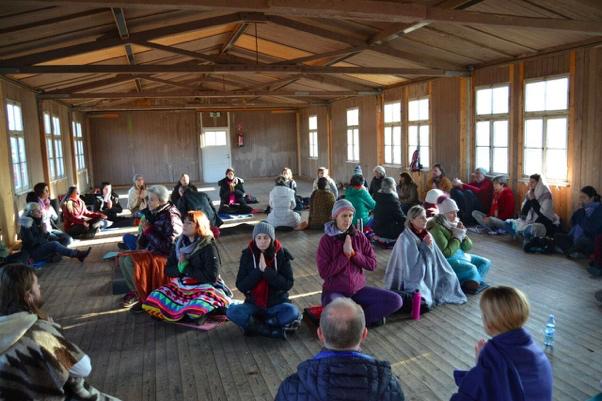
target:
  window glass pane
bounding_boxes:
[10,137,18,164]
[384,127,392,146]
[476,147,490,172]
[384,102,400,123]
[476,121,490,146]
[385,145,392,164]
[524,119,543,147]
[347,109,358,126]
[44,114,51,134]
[421,146,430,168]
[524,149,543,176]
[525,81,545,112]
[545,78,568,111]
[46,138,54,157]
[72,122,76,136]
[419,99,429,120]
[347,129,353,145]
[545,149,567,180]
[394,146,401,165]
[77,123,83,137]
[6,104,15,131]
[419,125,429,147]
[52,117,61,136]
[18,137,26,163]
[492,147,508,174]
[55,140,63,157]
[309,116,317,130]
[347,145,354,161]
[14,105,22,131]
[215,130,227,146]
[492,86,509,114]
[546,118,567,149]
[476,88,492,115]
[408,100,419,121]
[393,126,401,146]
[21,163,28,190]
[13,164,21,190]
[408,145,416,164]
[493,120,508,147]
[49,159,55,179]
[408,125,418,145]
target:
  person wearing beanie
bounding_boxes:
[345,174,376,226]
[369,165,386,195]
[424,188,446,218]
[217,168,253,214]
[373,177,406,244]
[227,221,301,339]
[317,200,403,327]
[353,164,369,187]
[308,177,336,230]
[127,173,147,213]
[428,197,491,293]
[472,175,515,233]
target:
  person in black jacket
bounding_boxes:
[226,221,301,339]
[170,173,198,204]
[373,177,406,244]
[275,297,405,401]
[94,182,131,228]
[142,210,232,322]
[19,202,90,263]
[217,168,253,214]
[176,187,223,231]
[369,165,386,196]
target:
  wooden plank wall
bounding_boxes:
[298,105,329,179]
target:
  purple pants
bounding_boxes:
[322,286,403,325]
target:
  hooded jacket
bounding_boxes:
[275,349,405,401]
[344,186,376,225]
[19,215,50,253]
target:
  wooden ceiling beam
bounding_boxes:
[1,64,468,76]
[220,23,248,55]
[9,1,602,34]
[0,8,108,35]
[111,8,143,92]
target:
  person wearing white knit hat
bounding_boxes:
[428,197,491,294]
[423,188,446,218]
[369,165,386,196]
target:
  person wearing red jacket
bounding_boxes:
[61,186,109,239]
[472,175,515,232]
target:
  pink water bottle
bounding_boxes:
[411,289,421,320]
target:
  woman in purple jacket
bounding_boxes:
[316,199,403,326]
[450,286,553,401]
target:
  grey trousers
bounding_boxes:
[472,210,506,230]
[119,255,136,291]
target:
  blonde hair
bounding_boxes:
[480,286,530,335]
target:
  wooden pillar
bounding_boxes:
[326,104,333,175]
[0,85,18,246]
[67,111,79,190]
[295,110,301,176]
[36,98,51,194]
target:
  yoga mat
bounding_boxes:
[102,251,119,260]
[173,316,227,331]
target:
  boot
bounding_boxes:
[76,247,92,262]
[244,316,287,340]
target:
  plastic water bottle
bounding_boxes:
[543,314,556,348]
[411,289,422,320]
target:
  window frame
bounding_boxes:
[474,83,510,175]
[407,97,430,169]
[72,119,86,171]
[44,112,66,180]
[383,101,402,166]
[5,99,30,194]
[308,115,318,159]
[522,75,570,183]
[346,107,360,163]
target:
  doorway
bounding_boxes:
[200,127,231,183]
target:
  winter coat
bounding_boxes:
[165,237,219,283]
[372,192,405,240]
[266,185,301,228]
[317,224,377,296]
[514,180,559,234]
[428,219,473,259]
[62,198,104,231]
[235,246,294,308]
[138,202,183,256]
[275,349,405,401]
[127,185,146,212]
[427,176,453,194]
[369,176,384,196]
[384,228,466,307]
[397,182,419,206]
[218,177,246,204]
[569,202,602,240]
[344,186,376,225]
[18,216,49,254]
[312,176,338,199]
[95,191,122,216]
[170,183,198,204]
[489,187,515,220]
[308,189,336,230]
[451,328,552,401]
[176,189,222,227]
[285,179,297,192]
[462,178,494,211]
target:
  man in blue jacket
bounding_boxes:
[274,297,405,401]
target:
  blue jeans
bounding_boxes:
[31,241,77,262]
[122,233,138,250]
[49,230,72,246]
[226,302,300,329]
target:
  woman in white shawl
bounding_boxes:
[384,205,467,308]
[507,173,559,240]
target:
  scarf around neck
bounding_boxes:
[434,214,459,231]
[410,224,429,241]
[324,221,356,240]
[175,235,213,273]
[248,239,282,308]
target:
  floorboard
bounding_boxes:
[34,179,602,401]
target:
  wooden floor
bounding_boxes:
[37,179,602,401]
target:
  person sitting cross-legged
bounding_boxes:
[307,177,336,230]
[275,297,405,401]
[0,264,121,401]
[226,221,302,339]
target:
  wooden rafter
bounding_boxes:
[220,23,248,55]
[111,8,142,92]
[9,1,602,34]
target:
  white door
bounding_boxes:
[201,128,231,183]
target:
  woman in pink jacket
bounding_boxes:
[316,199,403,326]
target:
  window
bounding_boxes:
[475,85,509,174]
[346,108,359,162]
[308,115,318,158]
[408,97,430,168]
[384,102,402,165]
[523,76,569,181]
[201,128,228,147]
[72,120,86,170]
[5,100,29,193]
[44,113,65,179]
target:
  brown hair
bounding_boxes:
[0,264,47,320]
[185,211,213,238]
[480,286,530,335]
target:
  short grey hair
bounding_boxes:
[147,185,170,204]
[320,297,365,350]
[24,202,41,216]
[380,176,397,196]
[405,205,426,229]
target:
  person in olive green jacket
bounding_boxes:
[428,197,491,293]
[344,174,376,227]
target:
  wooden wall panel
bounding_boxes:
[89,110,200,186]
[229,110,297,179]
[298,105,329,179]
[201,111,228,128]
[473,64,510,87]
[524,53,569,79]
[431,78,462,179]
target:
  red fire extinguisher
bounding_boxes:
[237,123,244,147]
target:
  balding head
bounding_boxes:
[318,298,367,350]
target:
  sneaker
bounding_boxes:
[121,292,139,308]
[76,247,92,262]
